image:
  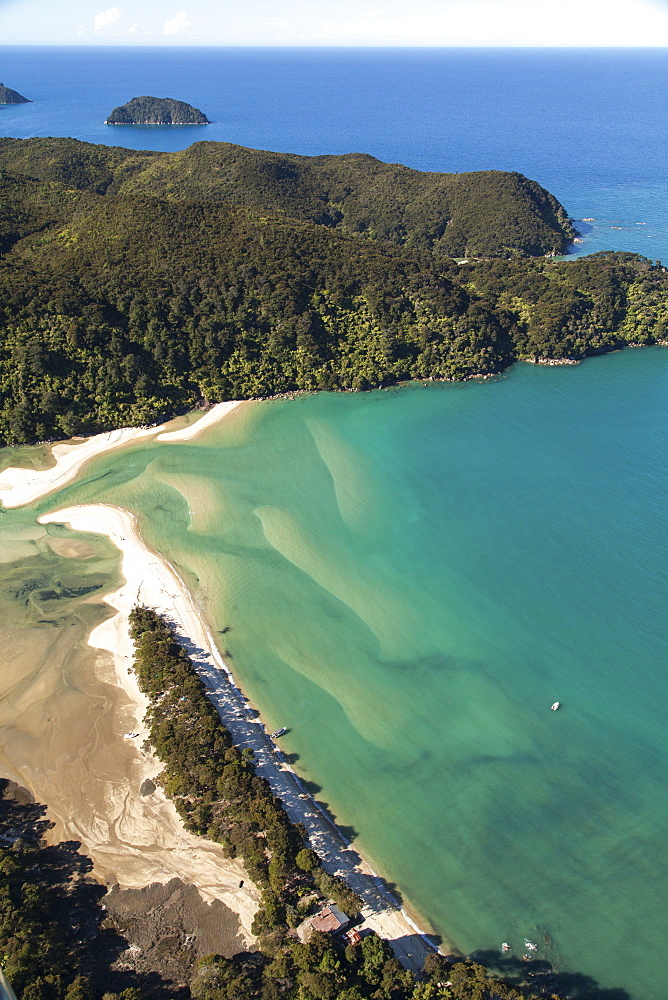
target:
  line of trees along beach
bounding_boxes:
[1,138,667,446]
[127,607,558,1000]
[0,612,560,1000]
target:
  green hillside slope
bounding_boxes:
[0,138,665,446]
[0,136,574,258]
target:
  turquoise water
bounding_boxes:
[4,347,666,997]
[1,42,668,997]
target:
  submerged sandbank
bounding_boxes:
[0,400,246,509]
[39,501,438,969]
[1,398,440,966]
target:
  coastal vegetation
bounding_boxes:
[128,605,362,918]
[0,136,666,449]
[126,606,561,1000]
[0,772,560,1000]
[105,97,210,125]
[0,612,609,999]
[0,780,147,1000]
[0,136,574,258]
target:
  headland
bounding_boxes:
[0,83,31,104]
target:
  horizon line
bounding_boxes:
[2,42,668,50]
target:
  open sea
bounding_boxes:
[2,46,668,998]
[2,46,668,260]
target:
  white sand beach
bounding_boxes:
[0,426,158,509]
[1,399,438,968]
[155,400,245,442]
[38,500,437,968]
[0,400,247,509]
[32,502,260,942]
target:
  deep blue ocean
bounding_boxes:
[2,46,668,260]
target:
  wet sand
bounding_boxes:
[38,501,439,968]
[1,401,439,969]
[0,401,245,509]
[0,607,258,943]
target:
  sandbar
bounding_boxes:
[0,400,247,509]
[155,400,245,442]
[38,501,438,968]
[1,398,439,966]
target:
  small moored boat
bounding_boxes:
[550,702,560,711]
[271,727,287,739]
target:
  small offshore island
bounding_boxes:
[0,82,31,104]
[105,95,210,125]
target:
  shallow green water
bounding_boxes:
[3,348,667,997]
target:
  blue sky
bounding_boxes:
[2,0,668,46]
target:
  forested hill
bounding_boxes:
[0,137,667,446]
[0,136,575,258]
[105,95,210,125]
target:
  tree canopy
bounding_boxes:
[105,97,210,125]
[0,137,666,449]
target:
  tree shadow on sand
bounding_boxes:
[473,949,633,1000]
[310,793,359,844]
[0,779,184,1000]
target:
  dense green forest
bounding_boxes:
[0,137,666,446]
[0,780,147,1000]
[0,137,574,258]
[105,97,210,126]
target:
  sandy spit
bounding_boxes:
[36,503,259,943]
[0,426,158,509]
[0,400,246,509]
[155,400,245,443]
[38,502,439,970]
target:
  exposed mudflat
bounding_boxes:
[104,878,249,988]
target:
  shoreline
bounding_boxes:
[38,501,442,969]
[35,501,260,943]
[3,342,668,512]
[1,396,444,966]
[0,400,245,509]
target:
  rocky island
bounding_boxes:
[0,82,31,104]
[105,95,210,125]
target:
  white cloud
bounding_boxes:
[163,10,191,35]
[311,0,668,46]
[93,6,122,31]
[2,0,668,47]
[76,23,85,36]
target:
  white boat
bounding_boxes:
[501,942,511,953]
[550,702,560,711]
[271,727,287,739]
